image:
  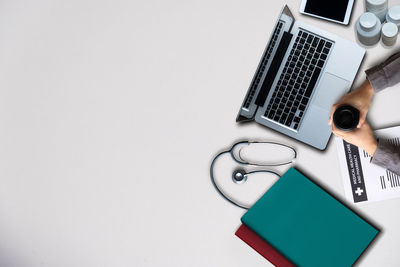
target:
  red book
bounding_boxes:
[235,224,295,267]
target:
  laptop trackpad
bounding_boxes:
[313,72,350,111]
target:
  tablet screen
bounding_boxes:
[304,0,349,22]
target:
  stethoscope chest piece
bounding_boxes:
[232,169,247,184]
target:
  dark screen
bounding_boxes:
[304,0,349,22]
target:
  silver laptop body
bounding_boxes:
[236,6,365,150]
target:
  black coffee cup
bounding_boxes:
[333,105,360,132]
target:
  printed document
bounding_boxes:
[336,126,400,204]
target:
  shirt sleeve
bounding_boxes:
[365,52,400,93]
[371,140,400,176]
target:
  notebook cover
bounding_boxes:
[241,167,379,267]
[235,224,295,267]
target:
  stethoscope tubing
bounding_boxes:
[232,141,297,166]
[210,149,249,209]
[210,141,296,209]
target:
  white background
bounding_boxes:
[1,0,400,266]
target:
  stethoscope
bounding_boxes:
[210,141,297,209]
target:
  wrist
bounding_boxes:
[361,79,374,98]
[365,139,378,156]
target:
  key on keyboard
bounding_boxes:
[264,30,333,130]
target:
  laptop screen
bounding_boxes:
[304,0,349,22]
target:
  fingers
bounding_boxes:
[357,117,365,128]
[360,120,371,130]
[332,129,345,138]
[332,123,354,141]
[356,110,368,128]
[331,123,345,138]
[328,104,337,125]
[328,96,347,125]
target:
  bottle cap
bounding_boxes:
[382,22,398,38]
[356,12,381,46]
[360,12,377,31]
[382,22,398,46]
[366,0,387,11]
[387,6,400,26]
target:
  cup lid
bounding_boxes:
[382,22,398,38]
[359,12,378,31]
[388,6,400,23]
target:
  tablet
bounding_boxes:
[299,0,354,25]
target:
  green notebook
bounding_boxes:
[241,168,379,267]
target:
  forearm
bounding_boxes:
[358,79,374,97]
[371,140,400,176]
[365,51,400,92]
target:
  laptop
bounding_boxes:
[236,5,365,150]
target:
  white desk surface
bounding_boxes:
[1,0,400,266]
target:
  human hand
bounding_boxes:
[332,121,378,156]
[329,80,374,128]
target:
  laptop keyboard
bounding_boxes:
[264,30,333,130]
[243,21,284,109]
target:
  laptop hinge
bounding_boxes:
[236,114,253,123]
[255,31,293,107]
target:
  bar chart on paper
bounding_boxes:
[336,127,400,204]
